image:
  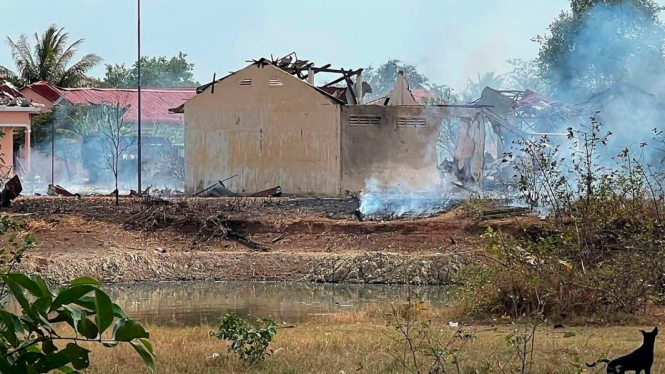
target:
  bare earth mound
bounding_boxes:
[8,196,511,284]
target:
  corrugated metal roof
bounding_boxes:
[23,81,63,102]
[59,87,196,124]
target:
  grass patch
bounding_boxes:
[81,305,664,374]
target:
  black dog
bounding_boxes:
[586,327,658,374]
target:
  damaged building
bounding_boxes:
[0,82,40,177]
[173,54,490,196]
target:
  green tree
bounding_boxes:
[362,59,459,103]
[104,53,200,87]
[535,0,665,100]
[461,72,505,102]
[0,25,102,87]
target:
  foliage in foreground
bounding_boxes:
[457,118,665,320]
[0,215,154,373]
[0,275,155,373]
[210,313,276,365]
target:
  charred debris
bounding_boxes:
[1,53,614,222]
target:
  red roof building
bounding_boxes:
[20,82,195,124]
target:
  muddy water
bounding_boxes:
[104,282,453,326]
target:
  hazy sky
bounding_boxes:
[3,0,662,91]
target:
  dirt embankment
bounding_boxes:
[8,196,515,284]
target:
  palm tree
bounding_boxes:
[0,25,102,87]
[462,72,506,102]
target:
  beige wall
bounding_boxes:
[184,64,342,195]
[340,105,482,192]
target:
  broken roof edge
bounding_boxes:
[174,63,346,114]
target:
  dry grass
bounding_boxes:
[81,305,665,374]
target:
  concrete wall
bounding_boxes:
[184,64,342,195]
[340,105,481,192]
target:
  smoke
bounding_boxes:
[24,103,184,195]
[545,2,665,154]
[359,177,452,217]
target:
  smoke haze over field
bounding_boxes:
[0,0,580,91]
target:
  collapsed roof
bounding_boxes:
[171,53,370,113]
[0,82,36,108]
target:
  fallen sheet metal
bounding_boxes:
[249,186,282,198]
[208,183,238,197]
[47,184,81,198]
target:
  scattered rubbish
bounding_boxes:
[345,190,359,200]
[352,210,363,222]
[554,323,565,329]
[193,174,239,197]
[47,184,81,199]
[480,207,530,220]
[448,321,459,328]
[249,186,282,198]
[271,232,287,243]
[208,183,237,197]
[205,353,221,361]
[1,176,22,207]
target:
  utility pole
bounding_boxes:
[137,0,142,192]
[51,121,54,186]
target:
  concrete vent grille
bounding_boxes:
[397,117,426,127]
[269,78,283,86]
[239,78,252,86]
[349,115,381,127]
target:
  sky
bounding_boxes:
[2,0,661,91]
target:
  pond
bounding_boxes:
[103,281,454,326]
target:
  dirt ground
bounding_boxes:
[7,196,521,283]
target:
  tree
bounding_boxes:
[505,59,548,92]
[104,52,200,87]
[535,0,665,100]
[461,72,505,102]
[0,25,102,87]
[362,59,458,103]
[97,97,136,205]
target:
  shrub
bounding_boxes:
[457,117,665,319]
[210,313,276,365]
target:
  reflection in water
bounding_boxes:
[105,282,452,326]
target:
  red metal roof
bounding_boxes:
[59,87,196,124]
[23,81,63,102]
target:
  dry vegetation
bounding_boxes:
[81,304,665,374]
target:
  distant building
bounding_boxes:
[21,81,196,144]
[173,56,485,196]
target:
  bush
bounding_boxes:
[457,118,665,320]
[210,313,276,365]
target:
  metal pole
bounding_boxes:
[51,120,54,186]
[137,0,142,192]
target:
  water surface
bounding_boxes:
[105,281,453,326]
